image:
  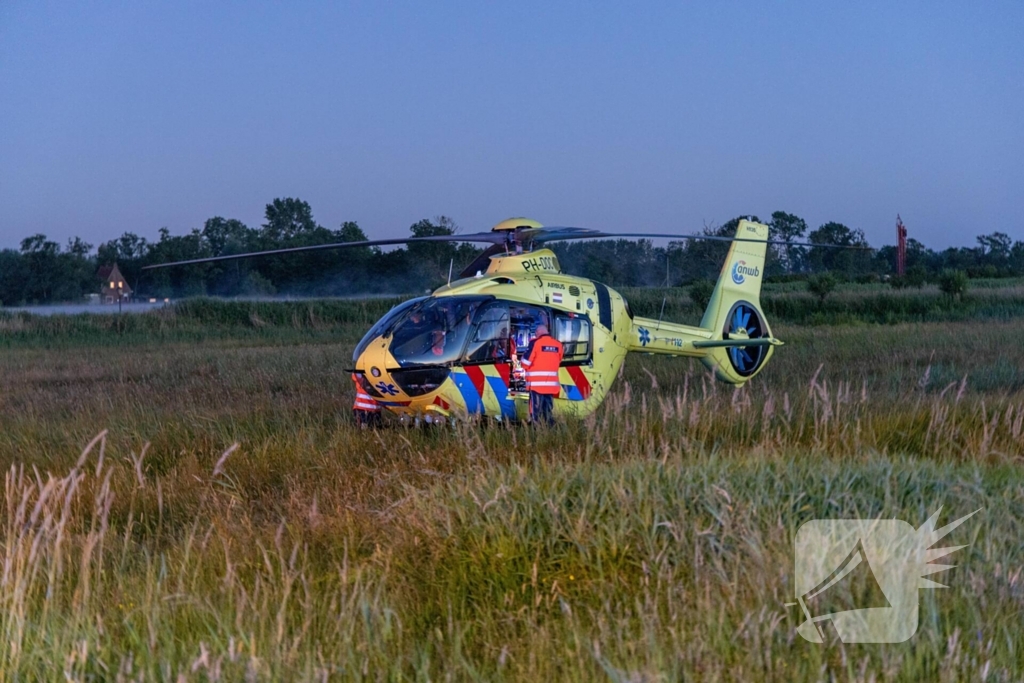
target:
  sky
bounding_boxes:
[1,1,1021,252]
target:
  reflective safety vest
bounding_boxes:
[352,374,381,412]
[522,335,563,395]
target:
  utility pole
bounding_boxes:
[896,215,907,276]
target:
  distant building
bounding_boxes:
[97,263,133,304]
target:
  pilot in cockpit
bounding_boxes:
[489,326,510,360]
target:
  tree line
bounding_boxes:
[1,200,1022,306]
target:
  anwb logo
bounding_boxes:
[791,508,979,643]
[731,261,759,285]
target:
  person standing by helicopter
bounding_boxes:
[352,373,382,428]
[521,323,563,425]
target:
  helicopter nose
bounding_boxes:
[355,336,403,398]
[354,336,453,404]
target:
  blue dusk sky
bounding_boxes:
[1,1,1021,251]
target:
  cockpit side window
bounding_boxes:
[389,296,490,366]
[463,302,511,363]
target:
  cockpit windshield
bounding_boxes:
[389,296,491,366]
[352,297,427,363]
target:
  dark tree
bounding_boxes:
[200,218,259,295]
[681,217,758,283]
[98,232,150,291]
[202,217,256,257]
[20,234,62,303]
[146,228,210,297]
[807,222,871,276]
[256,199,335,293]
[0,249,27,305]
[407,216,461,284]
[769,211,808,273]
[261,198,318,241]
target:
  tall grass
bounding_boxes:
[0,414,1020,679]
[1,301,1023,679]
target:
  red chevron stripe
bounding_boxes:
[465,365,487,399]
[494,362,511,387]
[566,366,592,399]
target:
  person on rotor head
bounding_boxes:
[521,323,563,425]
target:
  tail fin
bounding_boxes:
[699,219,777,381]
[700,219,768,330]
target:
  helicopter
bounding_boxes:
[145,217,851,423]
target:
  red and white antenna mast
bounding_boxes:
[896,214,907,276]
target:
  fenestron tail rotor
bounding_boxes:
[724,302,768,377]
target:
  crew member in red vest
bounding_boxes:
[521,323,563,425]
[352,373,382,428]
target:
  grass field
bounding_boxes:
[1,286,1023,681]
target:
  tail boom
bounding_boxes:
[626,219,783,384]
[627,318,713,357]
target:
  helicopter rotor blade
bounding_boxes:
[140,231,506,270]
[529,227,874,250]
[143,223,872,270]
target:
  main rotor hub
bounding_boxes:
[490,217,544,254]
[490,217,543,232]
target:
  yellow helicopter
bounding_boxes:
[146,217,842,423]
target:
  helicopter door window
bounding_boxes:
[508,305,551,358]
[553,313,591,363]
[463,303,511,363]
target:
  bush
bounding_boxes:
[764,273,809,284]
[890,265,929,291]
[807,273,838,302]
[907,265,928,288]
[688,279,715,309]
[938,269,969,300]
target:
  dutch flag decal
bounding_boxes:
[552,292,563,304]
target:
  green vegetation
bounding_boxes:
[4,200,1024,305]
[629,280,1024,327]
[1,286,1022,680]
[806,272,839,302]
[5,278,1024,352]
[939,269,970,301]
[890,265,929,290]
[687,278,715,309]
